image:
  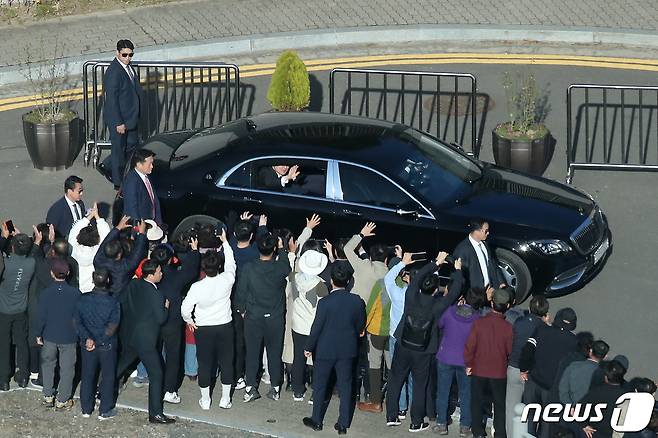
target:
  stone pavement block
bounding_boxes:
[0,0,657,67]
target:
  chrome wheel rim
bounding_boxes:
[498,260,518,290]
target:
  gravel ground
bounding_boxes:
[0,389,265,438]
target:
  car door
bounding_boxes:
[216,156,338,238]
[333,160,440,253]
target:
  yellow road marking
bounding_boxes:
[2,53,657,112]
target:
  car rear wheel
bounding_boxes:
[495,248,532,303]
[170,214,225,245]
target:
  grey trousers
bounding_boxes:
[505,366,524,437]
[41,341,76,402]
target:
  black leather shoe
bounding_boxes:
[13,375,28,388]
[0,382,9,391]
[303,417,323,431]
[149,414,175,424]
[334,423,347,435]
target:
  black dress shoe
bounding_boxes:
[0,382,9,391]
[303,417,323,431]
[149,414,175,424]
[334,423,347,435]
[13,375,28,388]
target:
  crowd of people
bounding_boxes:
[1,148,657,437]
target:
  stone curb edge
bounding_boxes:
[3,23,658,87]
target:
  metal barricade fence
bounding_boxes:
[82,61,241,167]
[329,68,481,158]
[566,84,658,183]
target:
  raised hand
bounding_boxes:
[136,219,147,235]
[402,252,413,266]
[360,222,376,238]
[259,214,268,227]
[47,224,55,243]
[287,165,300,181]
[454,257,462,270]
[240,211,253,221]
[435,251,449,265]
[306,213,321,229]
[116,215,131,230]
[189,237,199,251]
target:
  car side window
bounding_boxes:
[252,159,328,198]
[224,163,251,188]
[338,163,419,211]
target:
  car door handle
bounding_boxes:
[342,209,361,217]
[396,209,420,219]
[243,196,262,204]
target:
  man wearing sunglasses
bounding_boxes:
[453,218,507,292]
[103,39,143,190]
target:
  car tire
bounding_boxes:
[170,214,225,244]
[495,248,533,304]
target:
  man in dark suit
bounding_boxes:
[122,148,162,224]
[115,259,174,424]
[453,218,506,291]
[103,39,143,189]
[302,263,366,435]
[257,164,300,192]
[45,176,85,238]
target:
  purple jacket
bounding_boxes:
[436,304,480,366]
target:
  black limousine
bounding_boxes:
[104,112,612,302]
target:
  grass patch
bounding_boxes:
[495,122,549,142]
[24,108,77,124]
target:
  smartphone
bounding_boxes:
[411,251,427,261]
[5,220,15,234]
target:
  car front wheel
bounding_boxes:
[495,248,533,304]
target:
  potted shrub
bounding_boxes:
[266,50,310,111]
[21,41,81,171]
[492,72,554,176]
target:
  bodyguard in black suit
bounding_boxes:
[115,260,175,424]
[452,218,506,291]
[303,263,366,435]
[122,149,162,224]
[45,176,85,238]
[103,39,143,188]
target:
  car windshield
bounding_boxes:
[394,130,481,205]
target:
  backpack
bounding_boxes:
[365,279,391,336]
[400,312,433,351]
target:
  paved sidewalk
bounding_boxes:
[1,0,657,67]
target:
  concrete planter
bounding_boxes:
[22,112,82,171]
[492,128,554,176]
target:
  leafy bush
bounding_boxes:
[497,72,547,141]
[267,50,310,112]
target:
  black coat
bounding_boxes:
[103,58,142,131]
[93,228,147,298]
[46,196,86,238]
[120,278,167,350]
[158,250,200,326]
[306,288,366,360]
[122,169,162,224]
[452,237,505,290]
[393,263,464,355]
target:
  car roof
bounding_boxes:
[177,112,418,172]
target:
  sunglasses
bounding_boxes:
[120,52,134,58]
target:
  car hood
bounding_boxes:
[448,164,595,238]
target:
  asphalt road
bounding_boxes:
[0,52,656,388]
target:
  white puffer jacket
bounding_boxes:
[68,217,111,293]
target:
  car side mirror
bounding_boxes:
[395,209,420,219]
[203,171,217,184]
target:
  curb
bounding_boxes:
[3,24,658,87]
